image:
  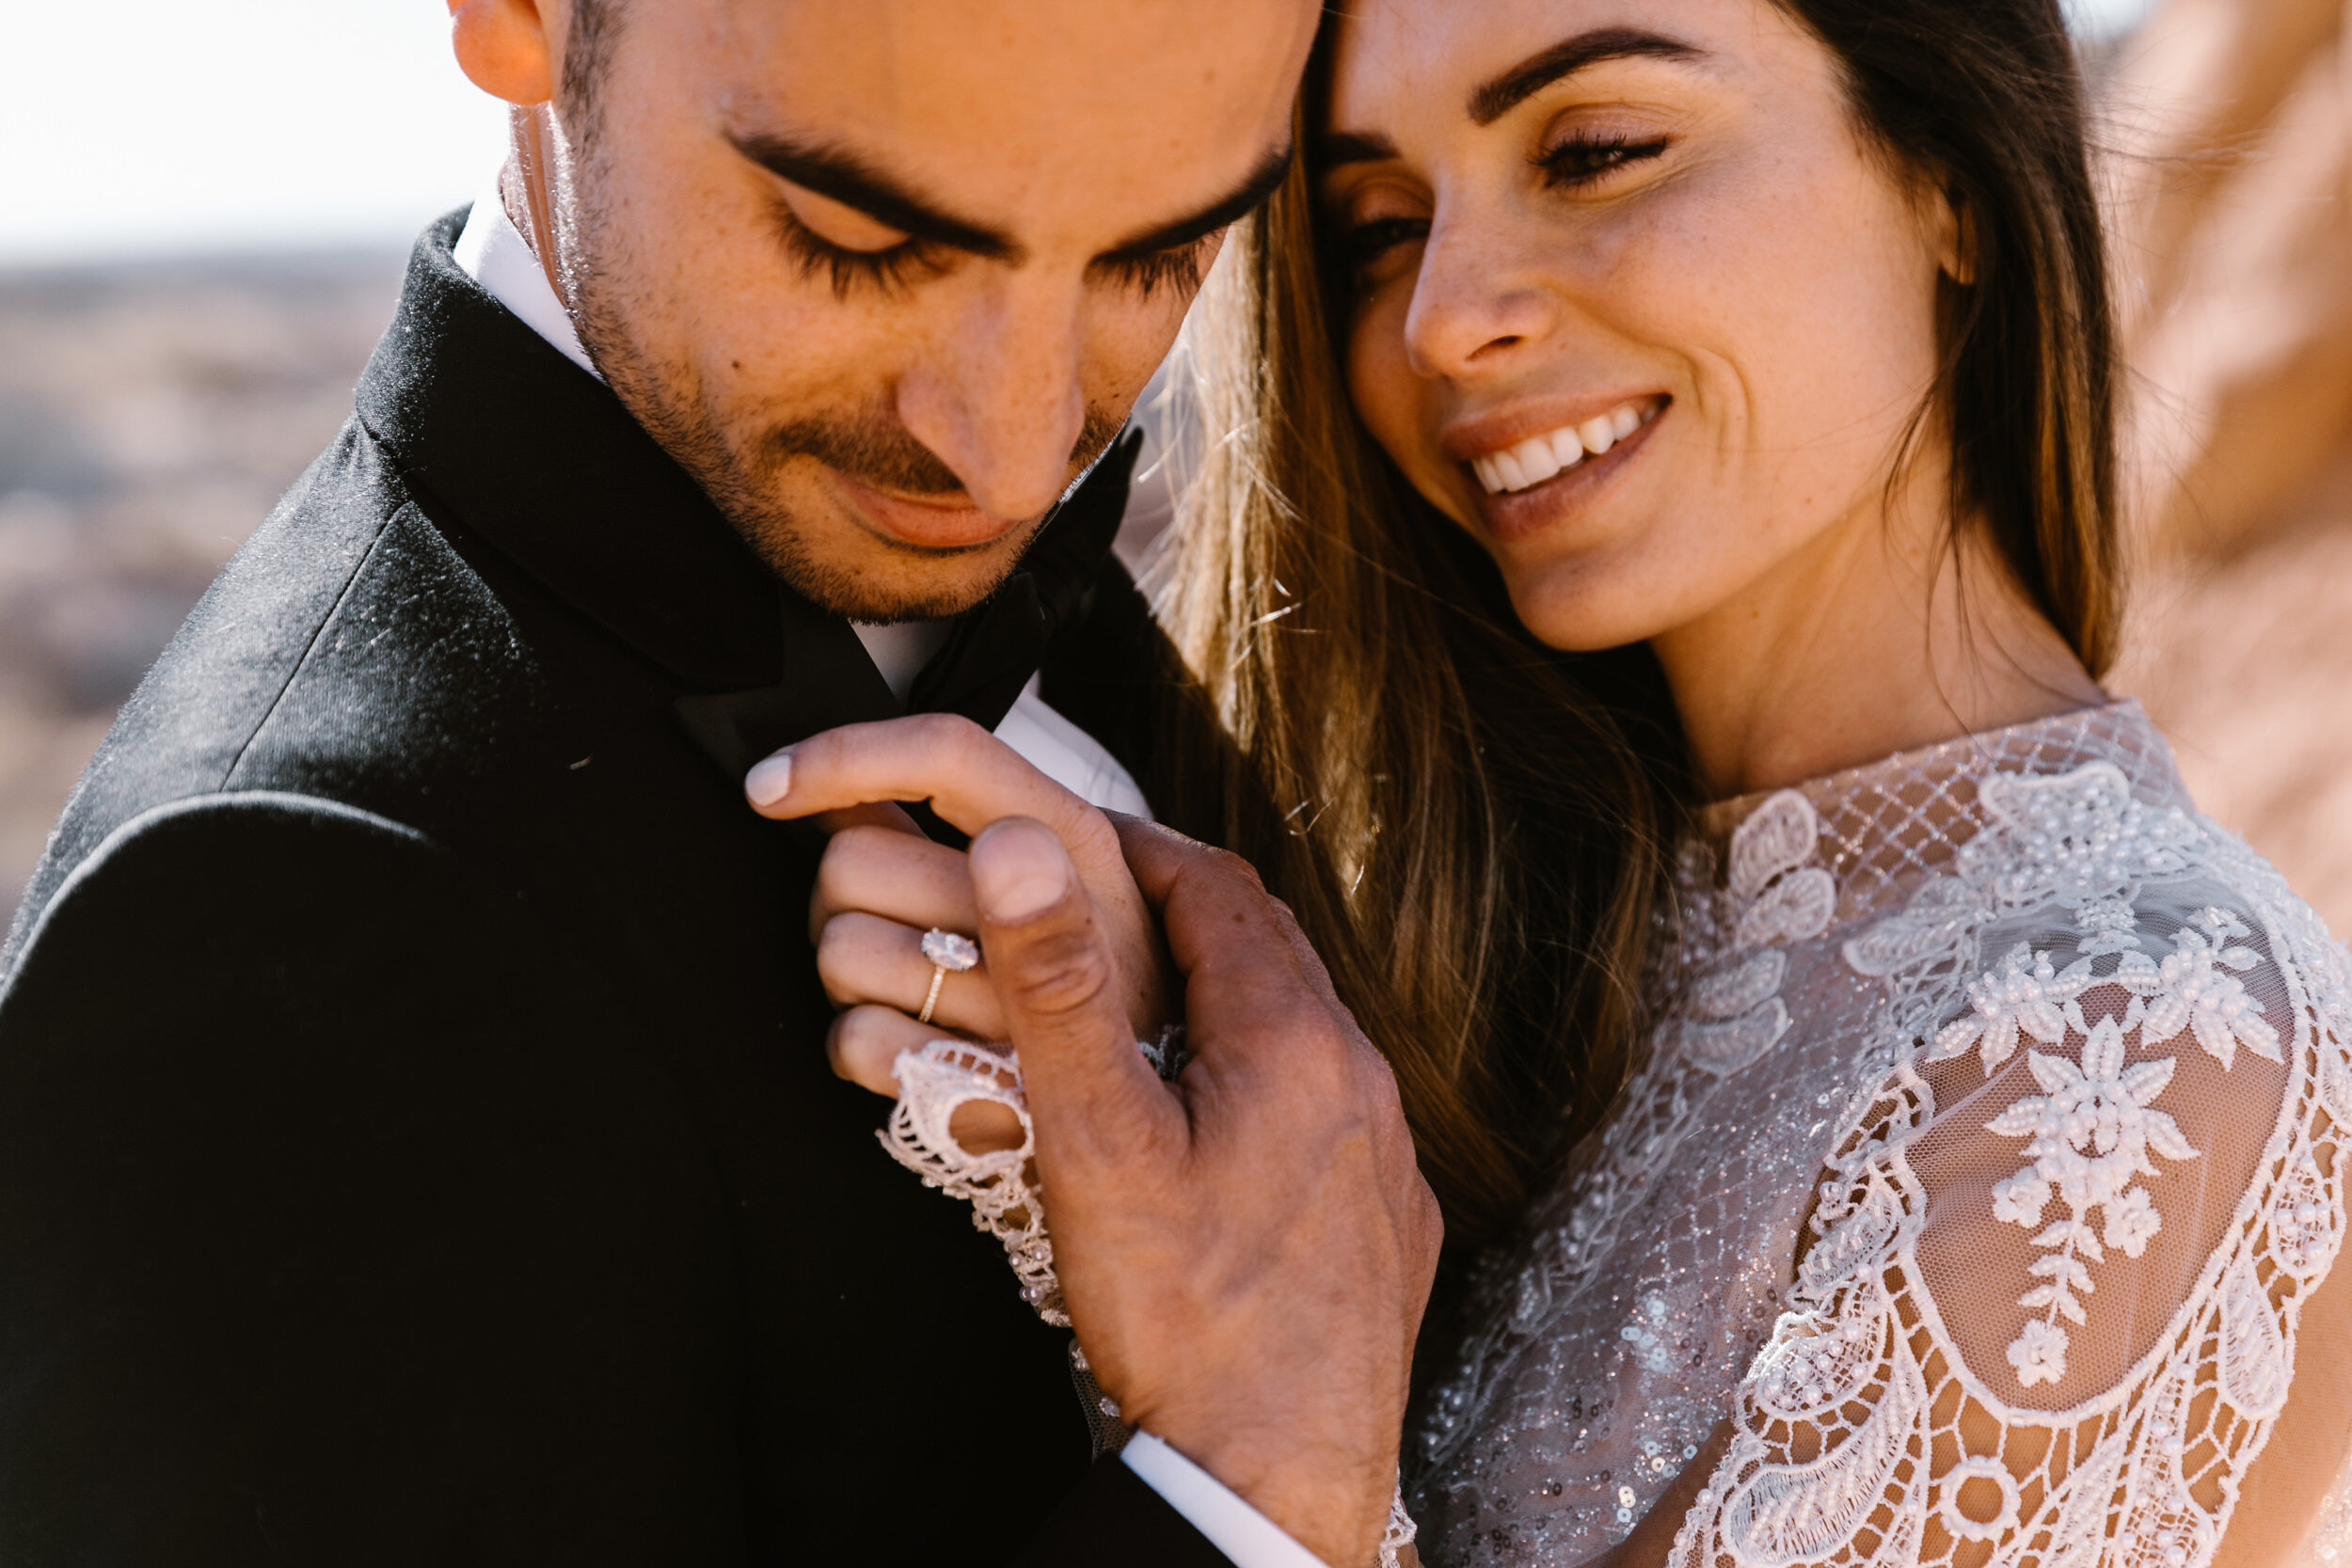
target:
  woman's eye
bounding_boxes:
[1536,133,1671,192]
[1343,216,1431,284]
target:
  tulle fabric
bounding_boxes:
[1409,702,2352,1568]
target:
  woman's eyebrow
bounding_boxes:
[1469,27,1705,126]
[1315,131,1402,171]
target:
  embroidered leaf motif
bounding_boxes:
[1933,945,2095,1072]
[2138,910,2280,1069]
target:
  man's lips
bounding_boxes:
[832,469,1024,551]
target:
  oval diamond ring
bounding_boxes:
[917,927,981,1025]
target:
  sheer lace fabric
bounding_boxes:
[1409,702,2352,1568]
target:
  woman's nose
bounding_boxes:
[1401,221,1560,381]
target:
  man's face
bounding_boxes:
[538,0,1315,621]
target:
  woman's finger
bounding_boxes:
[814,911,1008,1039]
[809,824,980,945]
[810,800,926,837]
[827,1006,1025,1153]
[746,714,1120,877]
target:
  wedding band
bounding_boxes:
[917,927,981,1026]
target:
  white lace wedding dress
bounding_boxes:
[1409,701,2352,1568]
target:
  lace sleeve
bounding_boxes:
[880,1036,1423,1568]
[1669,887,2352,1568]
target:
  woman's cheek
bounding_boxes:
[1347,305,1447,510]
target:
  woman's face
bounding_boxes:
[1325,0,1962,653]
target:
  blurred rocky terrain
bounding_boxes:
[2104,0,2352,934]
[0,250,406,930]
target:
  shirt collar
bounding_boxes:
[452,168,602,383]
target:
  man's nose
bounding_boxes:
[897,277,1088,521]
[1402,214,1561,382]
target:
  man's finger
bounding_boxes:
[1113,819,1322,1017]
[968,818,1170,1161]
[1111,817,1364,1101]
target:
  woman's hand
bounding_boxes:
[745,713,1174,1121]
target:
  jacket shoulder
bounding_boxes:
[7,425,548,965]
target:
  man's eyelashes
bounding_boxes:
[1099,238,1215,300]
[773,203,1215,302]
[772,206,951,300]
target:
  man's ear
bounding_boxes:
[450,0,557,107]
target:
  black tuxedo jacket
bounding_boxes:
[0,214,1231,1566]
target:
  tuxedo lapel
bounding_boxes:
[353,217,782,693]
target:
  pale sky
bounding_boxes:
[0,0,2160,266]
[0,0,507,264]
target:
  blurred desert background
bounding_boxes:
[2,0,2349,941]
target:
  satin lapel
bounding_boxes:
[674,589,902,780]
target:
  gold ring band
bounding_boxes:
[918,966,947,1025]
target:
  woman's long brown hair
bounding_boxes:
[1156,0,2122,1253]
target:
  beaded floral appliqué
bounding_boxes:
[1959,909,2284,1388]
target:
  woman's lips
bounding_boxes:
[1467,401,1667,543]
[832,470,1023,551]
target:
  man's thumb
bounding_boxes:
[970,818,1166,1153]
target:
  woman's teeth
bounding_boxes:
[1470,401,1654,496]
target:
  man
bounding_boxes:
[0,3,1436,1565]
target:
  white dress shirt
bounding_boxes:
[453,175,1318,1565]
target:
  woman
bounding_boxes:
[785,1,2352,1564]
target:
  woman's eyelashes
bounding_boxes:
[1342,215,1432,287]
[1536,132,1672,191]
[1336,130,1676,288]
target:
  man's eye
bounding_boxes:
[1536,133,1671,192]
[771,204,948,300]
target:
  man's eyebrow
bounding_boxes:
[1098,143,1295,261]
[1469,27,1705,126]
[728,131,1021,261]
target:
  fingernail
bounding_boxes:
[744,751,793,808]
[971,820,1072,922]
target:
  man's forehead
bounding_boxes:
[706,0,1315,245]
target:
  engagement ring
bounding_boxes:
[917,927,980,1025]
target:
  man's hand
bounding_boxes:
[969,815,1441,1568]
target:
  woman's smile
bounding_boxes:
[1450,393,1668,541]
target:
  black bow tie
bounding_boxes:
[674,429,1142,782]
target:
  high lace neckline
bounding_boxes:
[1686,698,2190,931]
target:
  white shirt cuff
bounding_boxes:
[1121,1431,1331,1568]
